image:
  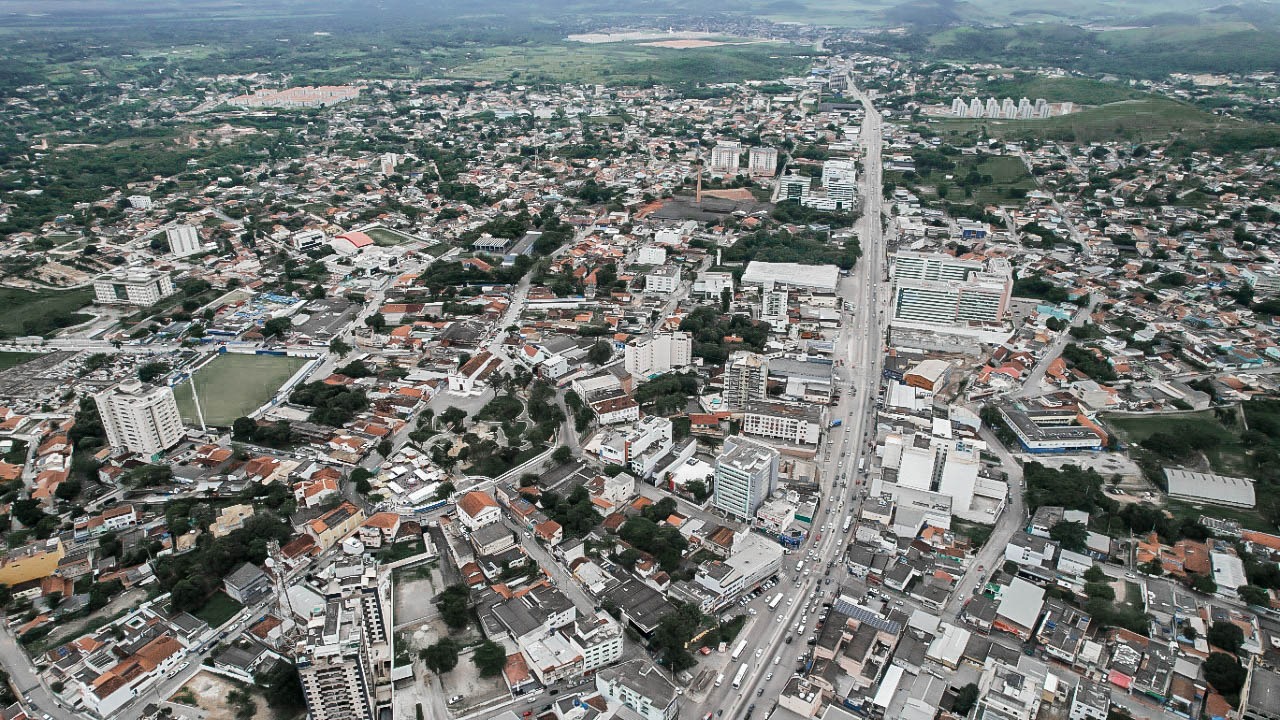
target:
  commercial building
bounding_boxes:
[595,659,680,720]
[457,491,503,531]
[624,332,692,379]
[0,538,64,587]
[741,401,824,445]
[713,436,779,520]
[165,225,203,258]
[1069,679,1111,720]
[93,268,176,306]
[1164,468,1256,508]
[724,351,769,408]
[741,261,841,294]
[893,252,985,283]
[94,380,184,457]
[890,252,1012,328]
[709,141,742,174]
[778,174,811,201]
[880,432,981,517]
[996,401,1107,453]
[748,146,779,177]
[223,562,273,605]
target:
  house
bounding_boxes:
[457,491,502,531]
[595,659,679,720]
[357,513,402,549]
[305,502,366,551]
[209,504,255,538]
[223,563,273,605]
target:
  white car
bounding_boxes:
[755,648,764,657]
[777,614,784,623]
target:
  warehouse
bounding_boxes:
[1164,468,1256,508]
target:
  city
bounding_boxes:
[1,6,1280,720]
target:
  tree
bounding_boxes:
[232,417,258,441]
[1049,521,1088,552]
[587,340,611,365]
[1191,574,1218,595]
[686,479,710,503]
[473,639,507,677]
[1203,652,1247,697]
[421,638,459,674]
[365,313,387,333]
[255,662,305,713]
[137,361,170,383]
[440,406,467,431]
[436,584,472,629]
[653,603,703,673]
[1083,565,1107,583]
[329,337,352,357]
[1239,585,1271,607]
[1208,621,1245,655]
[953,683,980,715]
[263,317,292,337]
[552,446,573,464]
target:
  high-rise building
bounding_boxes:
[778,174,811,201]
[297,595,383,720]
[951,98,967,117]
[893,251,985,283]
[748,146,779,177]
[713,436,779,520]
[625,332,692,379]
[165,225,203,258]
[94,380,184,457]
[892,273,1012,326]
[723,351,768,407]
[93,268,176,306]
[709,141,742,174]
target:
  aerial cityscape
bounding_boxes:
[2,2,1280,720]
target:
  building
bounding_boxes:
[741,401,823,445]
[94,380,184,457]
[741,261,840,294]
[595,659,679,720]
[0,538,64,587]
[778,175,811,201]
[457,491,502,531]
[1243,268,1280,297]
[713,436,779,520]
[306,502,367,551]
[748,147,779,177]
[1242,665,1280,720]
[227,85,360,109]
[331,231,376,256]
[709,141,742,174]
[93,268,176,306]
[297,598,378,720]
[165,225,203,258]
[624,332,692,379]
[890,252,1012,328]
[693,271,734,297]
[644,265,681,295]
[637,246,667,265]
[997,402,1106,453]
[1164,468,1256,508]
[223,562,273,605]
[724,351,769,408]
[1069,679,1111,720]
[893,252,985,283]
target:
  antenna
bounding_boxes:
[189,375,207,433]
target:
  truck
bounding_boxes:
[858,458,866,473]
[732,663,749,689]
[731,639,748,660]
[768,593,783,609]
[830,419,843,428]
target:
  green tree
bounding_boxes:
[436,584,472,629]
[263,317,292,337]
[473,640,507,677]
[1203,652,1247,697]
[421,638,459,674]
[686,479,710,503]
[587,340,611,365]
[329,337,352,357]
[1239,585,1270,607]
[137,361,170,383]
[953,683,980,715]
[1208,621,1245,654]
[552,446,573,464]
[1049,521,1088,552]
[365,313,387,333]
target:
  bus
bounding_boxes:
[732,663,749,689]
[858,458,866,473]
[796,561,805,574]
[731,639,748,660]
[768,593,783,609]
[842,515,853,533]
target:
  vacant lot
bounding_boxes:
[1104,410,1250,477]
[0,352,42,371]
[0,287,94,338]
[175,352,309,426]
[928,98,1237,144]
[194,591,243,627]
[174,670,273,720]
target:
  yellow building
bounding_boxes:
[209,503,256,538]
[306,502,366,551]
[0,538,65,587]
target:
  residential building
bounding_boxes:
[93,268,176,306]
[748,146,779,177]
[709,141,742,174]
[94,380,184,457]
[0,538,64,586]
[595,659,679,720]
[624,332,692,379]
[297,598,378,720]
[724,351,768,408]
[223,563,273,605]
[644,265,680,295]
[637,246,667,265]
[713,436,779,520]
[306,502,367,551]
[1242,666,1280,720]
[457,491,502,531]
[741,401,823,445]
[165,225,203,258]
[1070,679,1111,720]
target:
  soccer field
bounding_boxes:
[175,353,310,427]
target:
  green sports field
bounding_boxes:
[175,353,310,427]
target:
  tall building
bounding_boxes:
[296,594,384,720]
[891,252,1012,327]
[778,174,811,201]
[625,332,692,379]
[723,351,768,407]
[748,146,779,177]
[165,225,203,258]
[893,251,985,283]
[94,380,184,457]
[94,268,176,306]
[709,141,742,174]
[713,436,779,520]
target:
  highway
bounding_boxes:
[692,80,889,720]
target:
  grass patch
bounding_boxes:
[1104,410,1250,476]
[1166,498,1275,533]
[979,75,1148,106]
[362,226,414,247]
[0,352,42,371]
[175,352,310,427]
[0,287,94,338]
[376,538,426,563]
[193,591,243,627]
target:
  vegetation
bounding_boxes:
[436,584,472,629]
[0,287,93,339]
[289,382,369,426]
[421,638,459,674]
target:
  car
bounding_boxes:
[549,690,559,696]
[449,696,465,704]
[777,614,784,623]
[757,688,764,697]
[1124,572,1136,579]
[755,648,763,657]
[766,673,774,681]
[178,661,190,672]
[523,713,534,718]
[785,636,793,644]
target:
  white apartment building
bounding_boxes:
[293,229,327,251]
[596,659,680,720]
[709,141,742,174]
[597,416,674,476]
[637,246,667,265]
[761,288,789,328]
[94,268,176,306]
[624,332,692,378]
[748,146,779,176]
[713,436,779,520]
[724,351,769,408]
[571,612,625,673]
[297,597,382,720]
[1069,680,1111,720]
[644,265,681,295]
[693,271,734,297]
[741,401,823,445]
[881,432,981,515]
[94,380,184,458]
[1244,268,1280,296]
[165,225,203,258]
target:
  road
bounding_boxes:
[1012,293,1098,399]
[693,78,890,720]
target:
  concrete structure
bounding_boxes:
[595,659,679,720]
[724,351,769,408]
[94,268,176,306]
[748,146,779,177]
[644,265,681,295]
[741,401,824,445]
[996,402,1106,453]
[165,225,203,258]
[223,562,273,605]
[94,380,184,457]
[297,596,380,720]
[625,332,692,379]
[458,491,502,531]
[1242,666,1280,720]
[1164,468,1256,508]
[713,436,779,520]
[709,141,742,174]
[1069,678,1111,720]
[741,262,841,294]
[0,538,64,587]
[891,252,1012,327]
